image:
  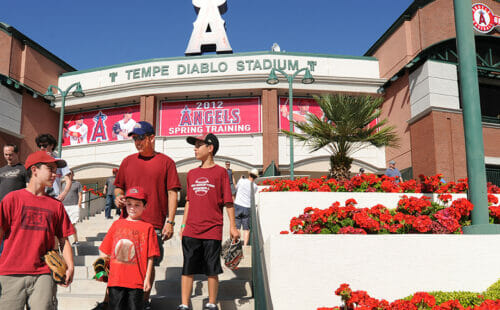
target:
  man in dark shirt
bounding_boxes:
[0,144,27,201]
[103,168,118,219]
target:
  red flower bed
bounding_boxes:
[317,283,500,310]
[284,195,500,235]
[261,174,500,194]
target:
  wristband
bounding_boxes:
[181,224,186,228]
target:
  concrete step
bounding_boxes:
[57,294,254,310]
[75,265,252,281]
[60,279,252,298]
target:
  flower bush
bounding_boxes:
[316,283,500,309]
[284,195,500,235]
[261,174,500,194]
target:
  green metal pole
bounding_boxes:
[288,77,294,180]
[453,0,492,233]
[57,93,66,158]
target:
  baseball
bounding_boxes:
[114,239,136,263]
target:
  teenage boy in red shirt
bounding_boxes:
[99,186,160,310]
[0,151,75,310]
[178,133,240,310]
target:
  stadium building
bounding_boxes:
[0,0,499,195]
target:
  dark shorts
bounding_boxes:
[108,286,144,310]
[235,204,251,230]
[154,229,164,266]
[181,236,222,276]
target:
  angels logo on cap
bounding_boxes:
[130,188,138,194]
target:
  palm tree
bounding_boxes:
[283,93,399,180]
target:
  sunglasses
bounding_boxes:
[132,134,150,141]
[38,143,50,149]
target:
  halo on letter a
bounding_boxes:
[185,0,233,56]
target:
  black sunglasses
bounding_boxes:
[38,143,50,148]
[132,134,150,141]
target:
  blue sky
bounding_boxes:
[1,0,414,70]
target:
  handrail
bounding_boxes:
[250,182,273,309]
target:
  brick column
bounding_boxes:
[140,95,157,131]
[262,89,279,171]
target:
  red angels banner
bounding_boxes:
[63,105,140,146]
[279,97,378,132]
[160,97,261,136]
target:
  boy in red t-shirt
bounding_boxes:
[0,151,75,310]
[98,187,160,310]
[178,133,240,310]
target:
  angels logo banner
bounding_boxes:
[160,97,261,136]
[279,97,378,132]
[63,105,140,146]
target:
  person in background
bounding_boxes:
[225,161,236,200]
[35,134,72,201]
[103,168,119,219]
[356,168,365,177]
[0,144,27,202]
[0,143,27,256]
[62,170,82,246]
[234,168,259,246]
[384,160,403,183]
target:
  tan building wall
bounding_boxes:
[381,72,412,170]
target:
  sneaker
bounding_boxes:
[176,305,190,310]
[91,301,108,310]
[72,241,79,246]
[144,300,152,310]
[204,303,219,310]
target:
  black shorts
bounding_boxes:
[181,236,223,276]
[108,286,144,310]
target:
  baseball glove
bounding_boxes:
[93,257,110,282]
[42,250,68,284]
[221,238,243,270]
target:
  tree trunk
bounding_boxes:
[328,153,353,180]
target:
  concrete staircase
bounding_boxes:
[57,209,254,310]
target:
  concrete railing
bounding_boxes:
[256,191,500,310]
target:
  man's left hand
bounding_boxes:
[162,223,174,241]
[230,226,240,241]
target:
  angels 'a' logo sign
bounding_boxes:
[472,3,500,33]
[185,0,233,56]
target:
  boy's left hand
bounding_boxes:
[143,277,152,292]
[230,226,240,241]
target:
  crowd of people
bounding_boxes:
[0,122,260,310]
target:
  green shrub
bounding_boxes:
[402,279,500,307]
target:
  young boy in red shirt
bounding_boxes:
[0,151,75,309]
[178,133,240,310]
[98,187,160,310]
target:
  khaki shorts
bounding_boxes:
[0,274,57,310]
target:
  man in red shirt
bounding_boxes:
[178,132,240,310]
[0,151,75,310]
[114,121,181,309]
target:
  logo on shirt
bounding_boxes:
[191,177,215,196]
[21,206,53,231]
[0,169,21,178]
[114,239,136,263]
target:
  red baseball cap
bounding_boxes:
[24,151,67,170]
[125,186,147,202]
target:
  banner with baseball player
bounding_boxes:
[279,97,378,132]
[63,105,140,146]
[159,97,261,136]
